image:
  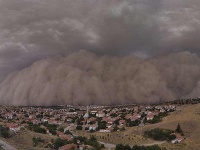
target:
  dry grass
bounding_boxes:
[74,104,200,150]
[137,104,200,150]
[74,129,155,146]
[1,104,200,149]
[5,130,57,150]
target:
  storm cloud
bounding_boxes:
[0,0,200,105]
[1,50,200,106]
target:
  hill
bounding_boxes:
[74,104,200,150]
[125,104,200,150]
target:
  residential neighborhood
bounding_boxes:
[0,104,179,133]
[0,104,183,149]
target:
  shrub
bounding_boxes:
[53,138,68,149]
[76,126,83,130]
[144,128,174,141]
[32,137,45,147]
[0,126,10,138]
[58,126,64,132]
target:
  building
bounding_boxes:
[5,123,20,132]
[171,133,184,144]
[83,106,90,119]
[59,144,77,150]
[96,111,105,118]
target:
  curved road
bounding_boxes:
[0,140,17,150]
[65,125,166,150]
[99,141,115,150]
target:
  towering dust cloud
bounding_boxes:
[1,0,200,106]
[0,50,200,106]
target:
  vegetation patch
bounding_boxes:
[0,125,10,138]
[144,128,175,141]
[115,144,167,150]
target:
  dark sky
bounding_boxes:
[1,0,200,82]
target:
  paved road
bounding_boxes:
[99,140,166,150]
[139,141,166,146]
[0,140,16,150]
[65,124,166,150]
[99,141,115,150]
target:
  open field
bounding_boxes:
[74,129,156,146]
[74,104,200,150]
[0,130,57,150]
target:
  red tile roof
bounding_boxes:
[59,144,77,150]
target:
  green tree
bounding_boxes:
[116,144,124,150]
[76,126,83,130]
[32,137,44,147]
[58,126,64,132]
[144,128,174,141]
[53,138,68,149]
[98,121,106,129]
[124,144,131,150]
[0,126,10,138]
[176,123,184,135]
[113,125,119,132]
[85,135,101,150]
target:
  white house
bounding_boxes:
[171,133,184,144]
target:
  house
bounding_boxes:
[102,117,109,122]
[59,144,77,150]
[32,119,41,125]
[57,131,64,136]
[125,114,132,120]
[49,118,58,124]
[29,115,35,119]
[41,118,48,123]
[106,123,113,129]
[66,118,72,123]
[57,131,72,140]
[130,116,138,121]
[134,107,138,113]
[90,111,97,115]
[125,114,139,121]
[87,117,96,124]
[160,109,165,113]
[5,123,20,132]
[57,121,63,125]
[79,144,94,150]
[135,113,141,119]
[146,114,154,120]
[5,113,13,120]
[171,133,184,144]
[66,112,77,115]
[89,124,98,131]
[99,129,111,133]
[96,111,105,118]
[119,119,126,126]
[107,127,114,132]
[107,120,114,125]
